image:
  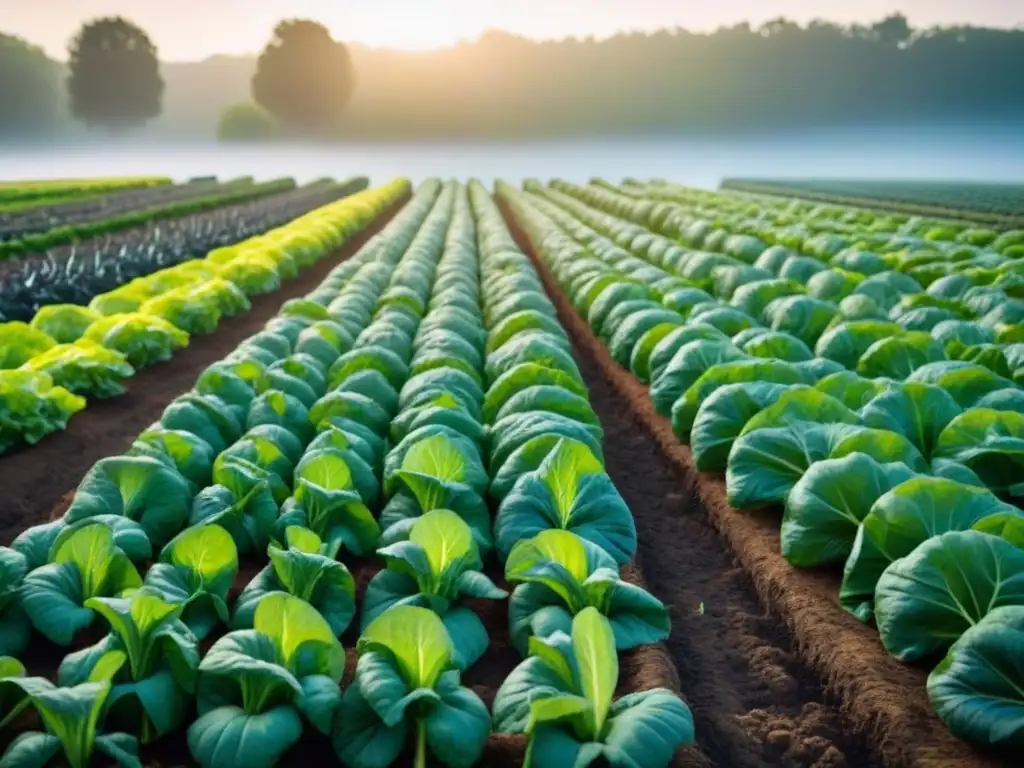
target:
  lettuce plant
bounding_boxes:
[333,605,490,768]
[233,525,356,636]
[505,530,669,655]
[20,341,135,399]
[494,438,636,566]
[63,455,193,548]
[363,510,506,669]
[188,594,344,768]
[57,590,199,743]
[277,450,381,556]
[493,608,694,768]
[20,523,142,646]
[0,547,30,656]
[0,370,85,455]
[143,525,238,640]
[0,677,142,768]
[82,312,189,370]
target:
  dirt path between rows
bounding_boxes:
[497,197,1006,768]
[0,193,409,546]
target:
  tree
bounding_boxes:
[217,101,276,141]
[67,17,163,130]
[873,14,912,46]
[0,34,61,137]
[252,19,355,135]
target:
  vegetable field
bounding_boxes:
[720,178,1024,229]
[0,174,1021,768]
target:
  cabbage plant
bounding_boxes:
[143,524,238,640]
[505,530,669,655]
[493,608,694,768]
[927,605,1024,749]
[234,525,356,636]
[57,590,199,742]
[188,594,344,768]
[494,438,636,565]
[333,605,490,768]
[20,523,142,646]
[875,530,1024,661]
[363,510,506,669]
[840,476,1024,621]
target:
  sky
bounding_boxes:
[2,0,1021,60]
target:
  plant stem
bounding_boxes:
[415,718,427,768]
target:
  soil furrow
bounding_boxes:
[0,193,410,545]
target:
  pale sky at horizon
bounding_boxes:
[2,0,1020,61]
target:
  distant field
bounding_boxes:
[721,178,1024,227]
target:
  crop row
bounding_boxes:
[0,179,368,322]
[0,179,408,456]
[0,177,171,205]
[497,178,1024,751]
[0,179,693,768]
[621,178,1024,262]
[720,178,1024,227]
[0,176,340,260]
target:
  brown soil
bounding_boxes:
[0,193,409,547]
[498,197,1007,768]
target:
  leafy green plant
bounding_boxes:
[20,523,142,646]
[333,605,490,768]
[505,530,669,655]
[188,457,280,554]
[0,370,85,455]
[277,450,381,556]
[64,455,193,548]
[0,677,143,768]
[82,312,189,369]
[143,525,238,640]
[493,607,694,768]
[927,605,1024,749]
[875,530,1024,662]
[781,453,916,568]
[363,510,506,669]
[20,341,135,399]
[234,525,356,636]
[12,517,152,572]
[0,547,30,656]
[188,594,344,768]
[379,431,492,552]
[494,438,636,565]
[57,590,199,742]
[840,476,1024,621]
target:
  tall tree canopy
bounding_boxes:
[252,19,355,134]
[67,16,164,129]
[0,34,61,137]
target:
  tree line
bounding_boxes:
[1,14,1022,141]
